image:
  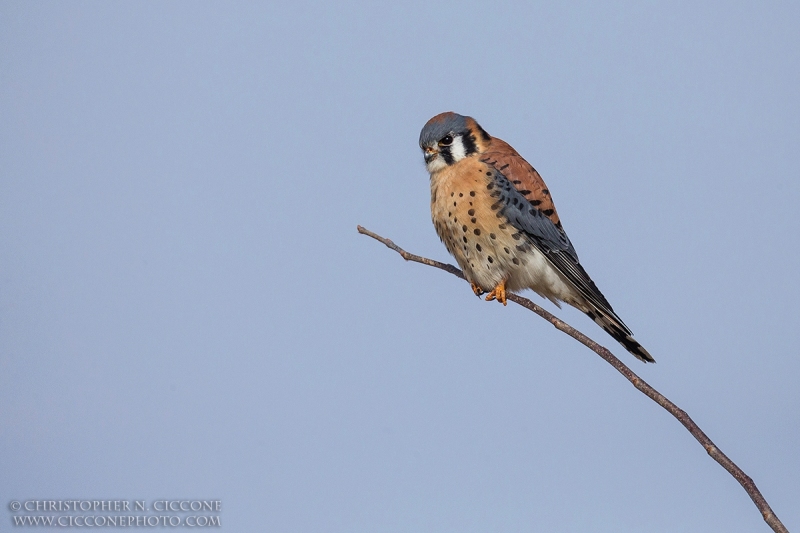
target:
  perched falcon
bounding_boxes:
[420,112,654,363]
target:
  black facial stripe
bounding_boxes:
[441,146,455,165]
[461,131,478,156]
[475,124,490,141]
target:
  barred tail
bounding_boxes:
[585,309,655,363]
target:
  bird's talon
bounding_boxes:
[485,281,507,306]
[470,283,485,297]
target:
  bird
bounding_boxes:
[420,112,654,363]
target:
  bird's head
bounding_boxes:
[419,112,491,174]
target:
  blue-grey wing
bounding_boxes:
[489,168,632,335]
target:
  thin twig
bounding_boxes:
[357,225,789,533]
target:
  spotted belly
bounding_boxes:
[431,165,578,305]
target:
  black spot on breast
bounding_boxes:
[463,236,468,243]
[498,223,507,229]
[462,225,467,232]
[473,228,481,236]
[468,209,475,216]
[486,182,494,189]
[489,233,496,239]
[487,256,494,263]
[454,217,458,223]
[490,202,501,210]
[476,244,482,252]
[516,245,526,252]
[512,258,520,265]
[512,232,521,240]
[504,247,510,254]
[450,192,454,197]
[453,201,457,207]
[459,192,463,197]
[469,191,476,197]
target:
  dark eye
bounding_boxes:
[438,135,453,146]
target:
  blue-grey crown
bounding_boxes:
[419,112,468,148]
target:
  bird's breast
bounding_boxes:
[429,158,579,304]
[430,159,532,291]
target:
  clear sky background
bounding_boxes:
[1,2,798,532]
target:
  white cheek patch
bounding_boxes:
[426,156,447,173]
[449,136,467,161]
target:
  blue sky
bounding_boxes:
[1,2,798,531]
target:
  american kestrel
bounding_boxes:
[420,112,654,363]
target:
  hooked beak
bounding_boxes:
[423,146,438,163]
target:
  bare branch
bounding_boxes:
[357,225,789,533]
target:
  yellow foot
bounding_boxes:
[485,281,507,306]
[470,283,485,297]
